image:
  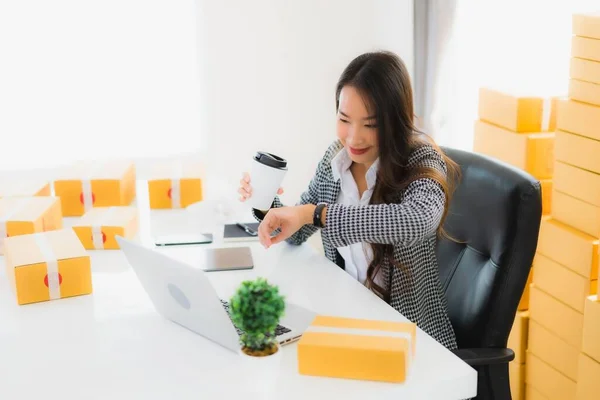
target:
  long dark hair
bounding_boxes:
[335,51,459,300]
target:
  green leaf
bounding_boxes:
[229,277,286,351]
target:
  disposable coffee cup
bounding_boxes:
[247,151,288,211]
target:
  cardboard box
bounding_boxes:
[555,130,600,174]
[509,362,525,400]
[573,12,600,40]
[571,58,600,85]
[0,197,63,255]
[146,160,204,209]
[572,36,600,62]
[552,190,600,238]
[54,160,135,217]
[4,229,92,305]
[576,353,600,400]
[508,311,529,364]
[541,179,553,215]
[554,161,600,207]
[526,352,577,400]
[473,120,554,179]
[529,285,584,349]
[534,253,597,314]
[477,88,558,132]
[526,385,549,400]
[72,206,138,250]
[582,295,600,363]
[537,218,599,280]
[557,99,600,141]
[297,315,416,383]
[569,79,600,106]
[0,179,51,198]
[528,320,580,381]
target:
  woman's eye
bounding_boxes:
[365,124,378,128]
[339,118,349,124]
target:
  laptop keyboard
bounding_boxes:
[220,299,291,337]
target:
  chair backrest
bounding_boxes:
[437,147,542,349]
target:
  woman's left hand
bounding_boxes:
[258,205,314,248]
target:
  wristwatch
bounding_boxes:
[313,202,327,228]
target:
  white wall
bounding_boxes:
[0,1,201,171]
[195,0,414,204]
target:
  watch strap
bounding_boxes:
[313,203,327,228]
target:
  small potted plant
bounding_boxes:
[229,277,286,357]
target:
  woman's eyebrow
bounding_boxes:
[338,110,376,120]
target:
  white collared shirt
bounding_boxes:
[330,149,385,288]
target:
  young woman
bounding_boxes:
[238,51,459,350]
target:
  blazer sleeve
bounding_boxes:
[321,145,447,248]
[252,140,342,246]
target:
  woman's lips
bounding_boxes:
[349,146,370,155]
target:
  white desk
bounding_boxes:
[0,207,477,400]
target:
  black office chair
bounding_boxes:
[437,147,542,400]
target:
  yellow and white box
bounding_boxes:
[525,385,547,400]
[540,180,553,216]
[508,311,529,365]
[533,253,597,314]
[4,229,92,305]
[557,99,600,141]
[554,161,600,208]
[146,160,204,209]
[528,320,580,382]
[570,57,600,85]
[555,130,600,176]
[525,352,577,400]
[509,361,525,400]
[0,179,51,198]
[569,79,600,107]
[552,190,600,239]
[72,206,138,250]
[477,87,558,133]
[576,353,600,400]
[573,12,600,40]
[571,35,600,63]
[473,120,554,180]
[297,315,416,383]
[536,218,598,280]
[0,196,63,255]
[582,295,600,364]
[529,284,584,350]
[54,160,136,217]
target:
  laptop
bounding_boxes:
[116,236,316,353]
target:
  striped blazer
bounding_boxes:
[254,139,458,350]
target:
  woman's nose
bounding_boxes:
[347,124,363,143]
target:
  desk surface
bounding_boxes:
[0,205,477,400]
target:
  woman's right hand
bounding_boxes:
[238,172,284,202]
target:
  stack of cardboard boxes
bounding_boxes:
[572,12,600,400]
[474,87,559,400]
[525,12,600,400]
[474,87,557,217]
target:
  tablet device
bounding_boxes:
[200,246,254,272]
[155,233,213,246]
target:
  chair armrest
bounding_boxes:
[452,348,515,367]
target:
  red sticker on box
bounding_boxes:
[90,232,107,243]
[44,273,63,287]
[79,192,96,205]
